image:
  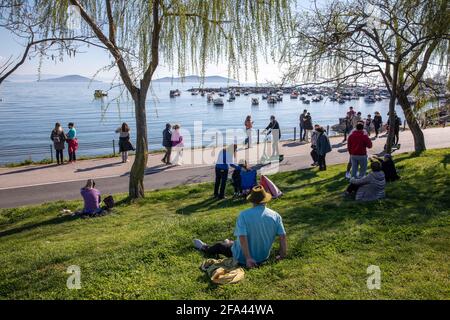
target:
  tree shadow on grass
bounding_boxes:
[0,214,78,239]
[441,153,450,169]
[175,196,246,215]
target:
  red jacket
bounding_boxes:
[348,130,372,155]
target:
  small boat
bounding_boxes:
[243,91,249,96]
[364,95,376,103]
[235,91,241,96]
[213,98,224,106]
[267,95,277,104]
[290,93,298,99]
[276,95,283,102]
[218,92,225,97]
[191,90,199,96]
[229,91,236,100]
[207,93,214,102]
[200,91,205,97]
[262,94,268,100]
[338,98,346,104]
[94,90,107,98]
[299,96,306,101]
[303,99,310,104]
[312,96,321,102]
[169,89,181,98]
[251,97,259,105]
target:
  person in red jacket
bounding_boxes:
[347,122,372,178]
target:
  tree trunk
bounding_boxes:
[129,90,148,199]
[386,64,399,154]
[397,90,426,153]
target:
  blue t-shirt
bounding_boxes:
[67,128,77,140]
[231,205,286,265]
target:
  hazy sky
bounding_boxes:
[0,1,321,83]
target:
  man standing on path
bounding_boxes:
[214,144,238,199]
[264,115,281,158]
[299,109,307,141]
[161,123,172,165]
[347,122,373,178]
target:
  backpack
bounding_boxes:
[103,195,115,210]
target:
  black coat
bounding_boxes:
[266,120,281,138]
[162,128,172,147]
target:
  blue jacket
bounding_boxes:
[215,149,238,170]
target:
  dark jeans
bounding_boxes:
[310,148,318,164]
[162,146,172,163]
[55,149,64,164]
[203,241,233,257]
[232,175,242,194]
[300,125,306,141]
[318,154,327,170]
[214,168,228,198]
[346,183,360,195]
[68,150,76,162]
[343,126,352,141]
[374,125,380,136]
[394,130,399,145]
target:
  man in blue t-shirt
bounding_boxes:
[194,185,287,268]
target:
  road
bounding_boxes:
[0,127,449,208]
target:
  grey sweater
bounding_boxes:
[350,171,386,201]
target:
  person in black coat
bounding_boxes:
[373,111,382,138]
[162,123,172,165]
[371,154,400,182]
[264,115,281,157]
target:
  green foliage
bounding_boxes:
[0,148,449,299]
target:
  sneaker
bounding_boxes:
[345,171,351,179]
[193,239,206,250]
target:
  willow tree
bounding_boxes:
[282,0,449,153]
[32,0,292,199]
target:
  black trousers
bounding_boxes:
[346,183,360,194]
[374,125,380,136]
[56,150,64,164]
[318,154,327,170]
[162,146,172,163]
[310,148,318,164]
[214,168,228,198]
[203,241,233,257]
[394,130,399,145]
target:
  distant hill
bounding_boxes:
[38,75,100,83]
[153,75,238,83]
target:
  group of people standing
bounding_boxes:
[50,122,78,165]
[162,123,184,166]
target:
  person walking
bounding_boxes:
[50,122,66,165]
[365,114,373,137]
[316,126,332,171]
[342,115,353,143]
[244,115,254,148]
[214,144,238,199]
[303,112,313,142]
[299,109,308,141]
[171,124,184,165]
[347,106,356,119]
[347,122,373,178]
[373,111,382,138]
[66,122,78,163]
[351,111,362,129]
[310,124,320,166]
[161,123,172,165]
[115,122,134,163]
[264,115,281,157]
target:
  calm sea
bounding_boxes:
[0,81,404,164]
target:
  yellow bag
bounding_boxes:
[200,258,245,285]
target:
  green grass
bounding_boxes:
[0,149,449,299]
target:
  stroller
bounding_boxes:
[231,166,257,197]
[260,133,284,165]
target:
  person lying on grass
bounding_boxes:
[194,185,287,268]
[344,161,386,201]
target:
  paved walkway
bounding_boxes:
[0,127,449,208]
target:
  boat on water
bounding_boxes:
[213,98,224,106]
[267,95,277,104]
[251,97,259,105]
[206,93,214,102]
[276,95,283,102]
[311,95,322,102]
[338,98,346,104]
[200,91,205,97]
[235,91,241,96]
[364,95,376,103]
[94,90,107,98]
[218,92,225,97]
[290,92,298,99]
[169,89,181,98]
[191,90,199,96]
[303,99,310,104]
[262,94,268,100]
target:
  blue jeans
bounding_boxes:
[350,155,368,178]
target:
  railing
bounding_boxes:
[0,125,338,165]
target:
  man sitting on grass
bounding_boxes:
[194,185,287,268]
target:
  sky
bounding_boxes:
[0,1,321,83]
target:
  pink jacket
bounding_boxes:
[171,129,184,147]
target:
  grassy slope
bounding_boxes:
[0,149,449,300]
